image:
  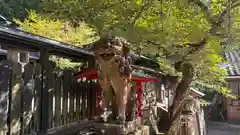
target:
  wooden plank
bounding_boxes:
[87,80,92,119]
[34,63,42,132]
[72,77,77,121]
[81,81,87,119]
[62,70,70,125]
[75,82,81,120]
[0,60,12,135]
[10,62,22,135]
[91,81,97,118]
[40,50,51,133]
[69,74,75,122]
[79,81,84,120]
[46,63,55,128]
[54,71,62,127]
[22,63,34,134]
[79,81,84,119]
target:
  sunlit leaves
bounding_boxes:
[15,10,97,68]
[209,0,225,16]
[13,0,240,96]
[15,10,97,46]
[136,0,142,5]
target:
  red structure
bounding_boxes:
[77,68,160,120]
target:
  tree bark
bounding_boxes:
[167,62,195,135]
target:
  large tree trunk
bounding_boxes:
[167,62,195,135]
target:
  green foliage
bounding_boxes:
[14,10,97,69]
[14,10,97,45]
[14,0,240,96]
[0,0,40,20]
[49,55,83,69]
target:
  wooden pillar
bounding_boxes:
[39,49,49,133]
[7,49,29,135]
[87,58,95,119]
[0,60,12,135]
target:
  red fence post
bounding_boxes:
[137,81,143,120]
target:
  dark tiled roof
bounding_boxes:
[224,51,240,76]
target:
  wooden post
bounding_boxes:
[0,61,12,135]
[81,81,87,119]
[34,63,42,132]
[7,49,29,135]
[87,58,95,119]
[54,71,62,127]
[10,62,22,135]
[75,80,81,120]
[22,63,34,135]
[39,49,50,133]
[87,80,92,119]
[62,70,71,124]
[47,62,55,128]
[69,76,74,122]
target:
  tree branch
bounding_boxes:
[131,1,152,26]
[146,38,207,60]
[132,6,145,26]
[184,38,206,56]
[146,40,169,53]
[190,0,213,24]
[191,0,240,36]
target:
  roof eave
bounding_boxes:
[0,26,94,60]
[224,76,240,79]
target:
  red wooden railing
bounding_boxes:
[76,67,160,119]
